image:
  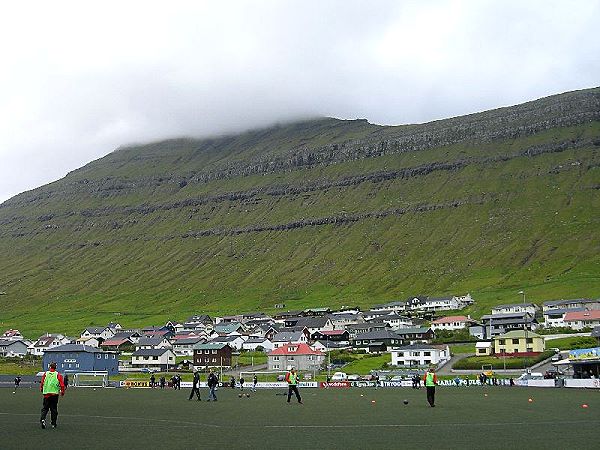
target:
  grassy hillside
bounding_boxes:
[0,88,599,336]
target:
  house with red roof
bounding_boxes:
[563,310,600,330]
[268,343,325,371]
[430,315,477,331]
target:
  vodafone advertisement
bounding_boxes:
[319,381,351,388]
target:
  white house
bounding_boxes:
[135,336,172,351]
[76,337,101,348]
[242,337,274,352]
[1,329,24,340]
[543,308,585,328]
[391,344,451,367]
[491,303,538,316]
[431,315,476,331]
[29,334,72,356]
[131,348,176,370]
[406,294,473,312]
[328,312,364,328]
[172,336,205,356]
[370,301,407,314]
[79,326,115,343]
[271,331,308,349]
[563,310,600,330]
[379,314,413,331]
[542,298,600,313]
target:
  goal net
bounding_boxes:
[238,370,289,383]
[72,371,109,388]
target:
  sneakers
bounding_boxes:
[40,420,46,429]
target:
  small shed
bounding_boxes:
[475,341,493,356]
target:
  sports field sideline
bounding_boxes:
[1,386,598,449]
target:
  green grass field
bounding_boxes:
[1,386,598,449]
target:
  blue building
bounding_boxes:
[42,344,119,375]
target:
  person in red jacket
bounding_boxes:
[39,362,66,429]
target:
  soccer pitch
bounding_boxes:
[1,386,597,449]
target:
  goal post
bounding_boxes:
[71,371,109,388]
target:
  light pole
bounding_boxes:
[519,290,529,371]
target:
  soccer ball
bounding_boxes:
[403,400,408,405]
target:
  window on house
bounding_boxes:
[526,338,533,344]
[499,339,505,345]
[153,356,158,360]
[512,339,519,344]
[424,352,431,356]
[105,354,109,359]
[212,358,217,363]
[212,350,217,354]
[97,354,101,359]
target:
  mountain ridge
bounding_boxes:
[0,87,599,335]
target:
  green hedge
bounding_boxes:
[452,351,554,370]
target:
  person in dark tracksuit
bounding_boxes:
[39,362,66,429]
[423,367,438,407]
[189,371,201,401]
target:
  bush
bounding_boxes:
[452,351,554,370]
[431,328,477,344]
[537,327,593,335]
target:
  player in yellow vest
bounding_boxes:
[285,367,303,404]
[422,367,438,407]
[39,362,66,429]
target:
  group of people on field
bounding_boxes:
[36,362,441,429]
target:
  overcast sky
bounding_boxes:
[1,0,599,203]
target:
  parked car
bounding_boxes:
[331,372,348,381]
[347,374,360,381]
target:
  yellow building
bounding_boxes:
[493,330,545,355]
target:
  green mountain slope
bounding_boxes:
[1,88,599,335]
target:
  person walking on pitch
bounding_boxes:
[423,367,438,407]
[285,367,302,404]
[189,370,201,401]
[39,362,66,429]
[207,369,218,401]
[252,374,258,392]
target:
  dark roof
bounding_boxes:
[394,343,446,351]
[592,326,600,338]
[44,344,106,353]
[210,335,242,343]
[293,317,331,328]
[354,330,401,340]
[395,327,432,335]
[272,331,304,342]
[84,327,107,334]
[133,348,172,357]
[543,298,596,307]
[0,339,26,347]
[543,308,586,316]
[493,303,536,309]
[137,336,168,346]
[172,337,204,345]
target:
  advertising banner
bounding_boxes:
[319,381,350,388]
[564,379,600,389]
[381,380,413,388]
[121,380,151,388]
[568,347,600,360]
